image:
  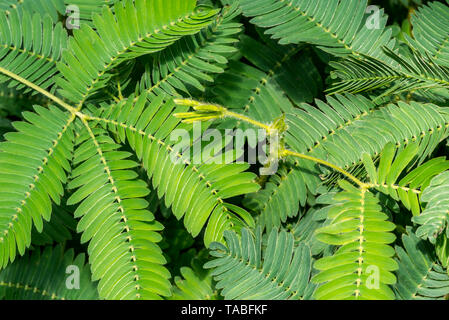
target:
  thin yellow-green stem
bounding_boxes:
[282,149,369,189]
[174,99,275,133]
[224,110,273,133]
[117,80,124,100]
[174,99,369,189]
[0,66,77,114]
[221,107,368,188]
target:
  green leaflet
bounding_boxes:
[329,48,449,99]
[0,0,65,23]
[67,122,170,300]
[363,142,449,216]
[205,228,315,300]
[313,181,398,300]
[0,84,48,141]
[0,106,74,268]
[395,229,449,300]
[137,2,243,98]
[408,1,449,68]
[170,266,218,300]
[57,0,219,107]
[327,1,449,100]
[244,162,307,232]
[291,206,331,257]
[239,0,395,59]
[413,171,449,243]
[63,0,120,27]
[0,9,67,93]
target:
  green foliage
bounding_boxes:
[328,0,449,100]
[395,229,449,299]
[243,162,306,232]
[312,181,398,300]
[329,48,449,99]
[64,0,120,26]
[30,203,76,246]
[414,171,449,243]
[94,92,260,245]
[205,228,315,299]
[170,252,219,299]
[0,0,64,22]
[408,1,449,68]
[0,0,449,301]
[0,105,73,268]
[56,0,219,107]
[0,245,98,300]
[137,2,243,98]
[362,142,449,215]
[67,123,171,300]
[239,0,394,59]
[171,266,217,299]
[210,34,322,126]
[0,10,67,93]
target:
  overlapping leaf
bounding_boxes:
[395,229,449,300]
[0,10,67,93]
[92,93,260,245]
[67,122,170,300]
[413,171,449,243]
[205,228,314,299]
[0,106,74,269]
[0,245,98,300]
[313,181,398,300]
[137,2,242,98]
[57,0,219,107]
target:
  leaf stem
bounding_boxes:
[0,66,77,114]
[281,149,369,189]
[224,110,273,133]
[173,98,369,189]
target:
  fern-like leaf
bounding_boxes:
[250,96,449,229]
[395,228,449,300]
[287,99,449,174]
[0,106,74,268]
[413,171,449,243]
[0,245,98,300]
[211,34,321,125]
[67,123,170,300]
[362,142,449,216]
[330,48,449,98]
[239,0,395,59]
[0,0,64,22]
[170,266,218,300]
[0,10,67,93]
[63,0,120,27]
[137,2,242,98]
[313,181,398,300]
[57,0,219,108]
[243,162,307,232]
[205,228,314,300]
[408,1,449,68]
